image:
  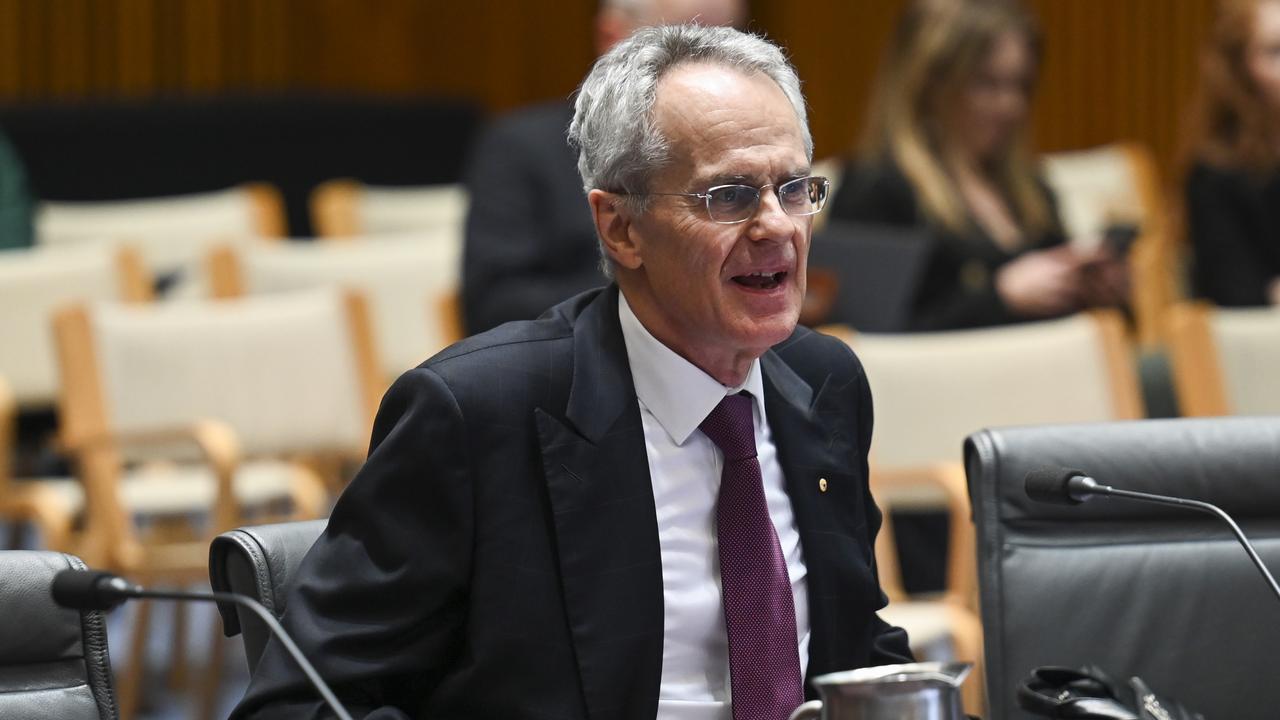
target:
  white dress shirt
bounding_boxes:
[617,294,810,720]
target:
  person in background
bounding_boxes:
[1184,0,1280,307]
[0,128,33,250]
[460,0,745,335]
[827,0,1126,331]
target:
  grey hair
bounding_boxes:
[568,24,812,274]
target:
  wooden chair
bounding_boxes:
[51,287,379,718]
[35,184,286,295]
[1166,302,1280,417]
[1041,142,1180,347]
[207,235,463,388]
[821,311,1143,715]
[0,246,152,553]
[310,178,467,238]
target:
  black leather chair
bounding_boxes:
[966,416,1280,720]
[0,551,118,719]
[208,519,327,672]
[808,220,932,332]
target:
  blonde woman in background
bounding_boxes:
[827,0,1126,331]
[1184,0,1280,307]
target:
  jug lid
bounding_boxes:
[812,661,972,688]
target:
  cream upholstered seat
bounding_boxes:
[0,246,151,553]
[208,234,461,385]
[1040,143,1177,346]
[0,246,151,408]
[310,179,467,238]
[1167,302,1280,417]
[822,311,1142,716]
[52,287,377,718]
[35,184,285,293]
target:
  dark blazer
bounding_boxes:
[827,157,1066,331]
[1185,161,1280,307]
[231,286,911,720]
[460,101,607,334]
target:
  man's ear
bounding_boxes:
[588,189,644,271]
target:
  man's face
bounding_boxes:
[614,63,811,374]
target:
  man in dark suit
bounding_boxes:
[460,0,745,334]
[233,24,910,720]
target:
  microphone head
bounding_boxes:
[51,569,131,611]
[1025,467,1090,506]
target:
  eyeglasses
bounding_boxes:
[630,175,831,225]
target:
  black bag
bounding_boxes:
[1017,666,1205,720]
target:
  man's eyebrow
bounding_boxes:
[698,169,812,187]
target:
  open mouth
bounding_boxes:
[731,271,787,290]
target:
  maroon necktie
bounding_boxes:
[700,392,805,720]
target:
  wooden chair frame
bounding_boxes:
[309,178,362,238]
[52,292,363,719]
[207,242,461,394]
[1165,301,1230,417]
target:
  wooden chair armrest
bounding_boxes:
[872,462,978,610]
[72,419,243,531]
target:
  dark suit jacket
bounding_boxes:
[1185,161,1280,307]
[828,156,1066,331]
[232,286,911,720]
[460,101,607,334]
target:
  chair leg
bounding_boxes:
[117,598,152,720]
[168,598,189,690]
[197,619,228,720]
[946,604,987,719]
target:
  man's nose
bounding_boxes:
[748,187,794,238]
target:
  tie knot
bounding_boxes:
[699,393,757,461]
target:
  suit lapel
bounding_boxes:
[536,287,664,720]
[761,350,860,692]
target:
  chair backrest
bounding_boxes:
[1168,302,1280,417]
[208,519,327,672]
[1040,143,1159,247]
[35,184,285,279]
[0,246,150,408]
[1040,142,1177,346]
[807,221,933,332]
[0,550,118,719]
[825,311,1142,470]
[965,416,1280,720]
[54,288,380,458]
[208,235,460,382]
[311,179,467,238]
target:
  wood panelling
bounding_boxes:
[0,0,1217,181]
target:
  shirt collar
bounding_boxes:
[618,291,765,446]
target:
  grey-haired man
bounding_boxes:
[233,25,910,720]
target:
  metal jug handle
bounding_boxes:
[787,700,823,720]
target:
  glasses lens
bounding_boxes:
[777,176,829,216]
[706,185,760,223]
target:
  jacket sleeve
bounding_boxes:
[231,367,475,719]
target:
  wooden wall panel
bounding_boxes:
[0,0,1219,182]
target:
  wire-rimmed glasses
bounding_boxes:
[632,175,830,224]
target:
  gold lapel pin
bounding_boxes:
[818,477,828,493]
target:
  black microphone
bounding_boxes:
[1024,467,1280,604]
[50,569,355,720]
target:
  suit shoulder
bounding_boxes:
[771,326,865,387]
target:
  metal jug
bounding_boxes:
[788,661,972,720]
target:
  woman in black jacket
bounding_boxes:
[1183,0,1280,307]
[829,0,1126,330]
